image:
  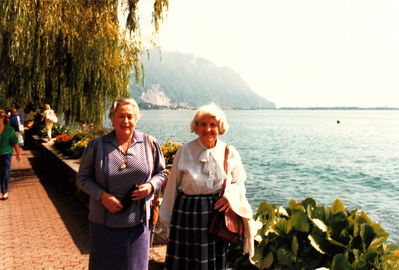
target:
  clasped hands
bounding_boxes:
[100,183,153,213]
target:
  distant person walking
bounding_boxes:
[77,98,167,269]
[41,104,57,141]
[9,108,24,146]
[0,109,21,200]
[16,104,25,127]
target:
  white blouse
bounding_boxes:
[160,138,245,221]
[159,138,256,256]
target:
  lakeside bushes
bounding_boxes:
[228,198,399,270]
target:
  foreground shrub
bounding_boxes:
[228,198,399,270]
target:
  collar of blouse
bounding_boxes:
[198,139,227,180]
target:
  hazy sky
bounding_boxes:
[135,0,399,108]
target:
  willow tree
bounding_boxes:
[0,0,168,125]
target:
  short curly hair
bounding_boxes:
[190,103,229,135]
[108,98,141,124]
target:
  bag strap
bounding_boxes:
[147,135,161,228]
[146,135,155,176]
[220,145,229,196]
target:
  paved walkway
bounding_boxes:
[0,146,166,269]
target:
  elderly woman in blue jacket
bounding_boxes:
[77,98,166,270]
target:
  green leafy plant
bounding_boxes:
[52,123,69,138]
[228,198,399,270]
[38,123,68,139]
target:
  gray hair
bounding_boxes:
[190,103,229,135]
[108,98,141,123]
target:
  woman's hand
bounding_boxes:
[13,145,21,161]
[214,196,231,212]
[101,192,123,213]
[131,183,154,200]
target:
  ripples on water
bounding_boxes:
[136,110,399,243]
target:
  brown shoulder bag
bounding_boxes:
[208,145,244,244]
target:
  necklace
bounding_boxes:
[120,148,128,170]
[119,138,132,170]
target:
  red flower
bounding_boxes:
[55,134,72,143]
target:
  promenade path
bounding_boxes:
[0,146,166,269]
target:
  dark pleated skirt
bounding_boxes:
[164,194,228,270]
[89,222,150,270]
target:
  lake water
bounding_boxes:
[135,109,399,243]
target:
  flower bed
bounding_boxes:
[161,140,182,167]
[54,134,73,155]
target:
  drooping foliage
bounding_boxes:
[0,0,168,125]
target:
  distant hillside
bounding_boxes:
[129,49,275,109]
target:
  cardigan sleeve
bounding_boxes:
[77,138,105,201]
[223,145,256,257]
[229,145,247,186]
[147,135,167,192]
[224,145,252,219]
[159,146,183,231]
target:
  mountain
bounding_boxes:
[129,49,275,109]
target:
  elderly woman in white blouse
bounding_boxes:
[160,103,255,270]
